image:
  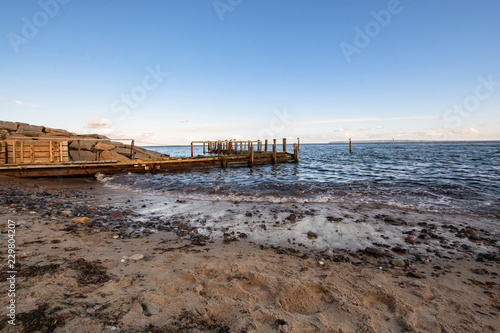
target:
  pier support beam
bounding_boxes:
[272,139,277,164]
[283,138,287,152]
[294,143,299,163]
[249,146,254,167]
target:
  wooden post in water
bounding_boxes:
[130,140,135,160]
[265,139,268,152]
[257,140,262,152]
[221,156,227,168]
[297,138,300,149]
[272,139,277,164]
[283,138,287,152]
[249,146,254,167]
[228,141,232,155]
[349,138,352,153]
[294,143,299,163]
[191,142,194,157]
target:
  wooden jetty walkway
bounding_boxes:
[0,138,299,178]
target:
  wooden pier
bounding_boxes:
[0,138,299,178]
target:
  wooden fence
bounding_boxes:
[0,140,69,164]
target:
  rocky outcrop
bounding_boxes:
[0,120,168,162]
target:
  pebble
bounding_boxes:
[307,232,318,239]
[390,259,405,267]
[141,301,160,317]
[71,217,90,223]
[405,236,417,243]
[364,247,385,258]
[407,280,424,287]
[110,210,123,218]
[121,254,145,262]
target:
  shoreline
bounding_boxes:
[0,175,499,332]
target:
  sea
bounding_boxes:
[97,141,500,218]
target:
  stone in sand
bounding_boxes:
[71,217,90,223]
[141,301,160,317]
[110,210,123,218]
[307,231,318,239]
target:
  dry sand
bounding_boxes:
[0,176,499,332]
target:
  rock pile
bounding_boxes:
[0,120,167,162]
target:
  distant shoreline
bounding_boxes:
[139,140,500,147]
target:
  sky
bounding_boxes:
[1,0,499,145]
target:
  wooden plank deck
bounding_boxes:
[0,151,296,178]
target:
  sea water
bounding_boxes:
[97,141,500,217]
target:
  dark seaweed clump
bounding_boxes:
[68,258,110,285]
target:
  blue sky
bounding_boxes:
[1,0,499,145]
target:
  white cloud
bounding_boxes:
[288,115,439,127]
[451,127,479,135]
[335,126,350,132]
[15,100,39,108]
[86,119,111,128]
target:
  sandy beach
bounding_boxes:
[0,175,499,332]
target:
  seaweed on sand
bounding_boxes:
[68,258,110,285]
[144,309,230,333]
[17,303,64,333]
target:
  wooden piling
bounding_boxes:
[272,139,277,164]
[283,138,287,152]
[349,138,352,153]
[294,143,299,163]
[131,140,135,160]
[249,146,254,167]
[191,142,194,157]
[265,139,268,152]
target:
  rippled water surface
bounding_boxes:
[97,142,500,217]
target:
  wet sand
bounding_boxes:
[0,175,499,332]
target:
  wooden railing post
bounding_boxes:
[131,140,135,160]
[272,139,277,164]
